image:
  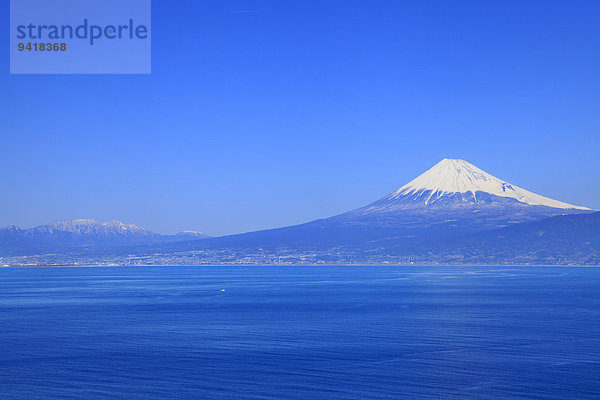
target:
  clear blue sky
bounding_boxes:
[1,0,599,235]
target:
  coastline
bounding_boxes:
[2,263,599,268]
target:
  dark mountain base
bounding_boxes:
[3,212,598,267]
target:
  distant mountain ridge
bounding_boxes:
[0,219,210,256]
[33,219,151,235]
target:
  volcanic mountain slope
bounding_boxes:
[171,158,592,251]
[402,211,600,265]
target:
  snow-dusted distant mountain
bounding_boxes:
[0,219,210,256]
[32,219,153,236]
[176,230,211,239]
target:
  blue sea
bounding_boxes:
[0,266,598,399]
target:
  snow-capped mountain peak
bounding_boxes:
[39,219,151,235]
[177,230,211,239]
[389,158,590,210]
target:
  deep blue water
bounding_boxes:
[0,266,599,399]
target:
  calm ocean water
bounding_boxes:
[0,266,598,399]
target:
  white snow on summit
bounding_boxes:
[391,158,590,210]
[40,219,150,235]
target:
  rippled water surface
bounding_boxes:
[1,266,599,399]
